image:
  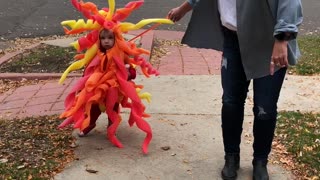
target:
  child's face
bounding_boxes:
[99,29,115,50]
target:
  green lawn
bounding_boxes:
[276,111,320,177]
[290,35,320,75]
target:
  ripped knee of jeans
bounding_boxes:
[253,105,277,120]
[221,56,228,70]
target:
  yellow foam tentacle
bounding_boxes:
[86,19,101,29]
[61,19,101,32]
[139,92,152,103]
[120,19,173,32]
[107,0,115,20]
[99,10,108,17]
[136,88,152,103]
[59,44,98,84]
[73,19,86,29]
[61,20,77,28]
[70,41,80,51]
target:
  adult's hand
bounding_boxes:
[270,40,288,75]
[167,2,192,22]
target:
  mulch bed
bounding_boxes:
[0,115,76,179]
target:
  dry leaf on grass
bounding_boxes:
[150,39,185,67]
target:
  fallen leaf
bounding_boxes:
[0,158,8,163]
[161,146,170,151]
[69,142,78,148]
[86,169,98,173]
[17,165,25,169]
[28,174,33,180]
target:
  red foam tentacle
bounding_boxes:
[113,56,153,153]
[58,117,73,129]
[112,1,144,22]
[64,75,90,110]
[105,88,123,148]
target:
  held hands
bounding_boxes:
[270,40,288,75]
[167,2,192,22]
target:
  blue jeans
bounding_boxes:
[221,28,287,160]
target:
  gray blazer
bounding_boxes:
[182,0,303,79]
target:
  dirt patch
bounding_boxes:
[150,38,184,68]
[0,44,80,73]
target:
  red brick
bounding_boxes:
[141,31,153,51]
[165,46,181,57]
[5,90,36,101]
[154,30,184,40]
[14,84,42,93]
[158,63,181,70]
[180,47,202,57]
[199,48,221,57]
[26,95,58,106]
[34,88,64,97]
[51,101,65,111]
[41,81,67,90]
[0,93,9,103]
[60,78,74,86]
[207,58,222,65]
[158,57,170,66]
[63,85,76,96]
[46,110,64,116]
[159,56,182,67]
[69,78,80,86]
[210,68,221,75]
[168,59,183,66]
[0,99,27,110]
[184,67,210,75]
[158,66,183,75]
[20,103,52,117]
[205,55,222,62]
[58,93,68,102]
[0,108,20,119]
[186,60,208,66]
[159,71,183,75]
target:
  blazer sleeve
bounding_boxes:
[274,0,303,40]
[187,0,200,8]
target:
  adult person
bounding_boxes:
[168,0,303,179]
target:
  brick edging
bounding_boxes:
[0,43,42,66]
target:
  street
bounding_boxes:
[0,0,189,40]
[0,0,319,40]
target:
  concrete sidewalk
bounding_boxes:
[54,75,320,180]
[0,75,319,179]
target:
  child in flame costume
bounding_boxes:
[58,0,173,154]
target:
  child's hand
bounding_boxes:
[126,64,136,80]
[167,2,192,22]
